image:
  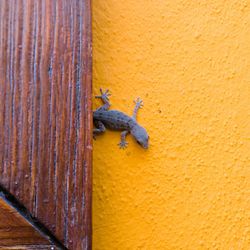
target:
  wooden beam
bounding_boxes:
[0,1,92,249]
[0,195,55,249]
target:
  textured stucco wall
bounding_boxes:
[92,1,250,249]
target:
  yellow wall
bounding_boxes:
[92,1,250,249]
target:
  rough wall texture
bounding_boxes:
[92,0,250,249]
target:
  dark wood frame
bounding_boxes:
[0,1,92,249]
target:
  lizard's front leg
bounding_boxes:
[95,88,111,111]
[93,121,106,139]
[132,97,143,120]
[118,131,129,149]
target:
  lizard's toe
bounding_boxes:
[118,141,128,149]
[104,90,111,99]
[134,97,143,108]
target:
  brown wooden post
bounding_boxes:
[0,1,92,249]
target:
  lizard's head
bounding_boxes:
[131,125,149,149]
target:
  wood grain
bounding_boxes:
[0,1,92,249]
[0,196,55,249]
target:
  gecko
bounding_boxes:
[93,88,149,149]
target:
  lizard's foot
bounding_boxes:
[95,88,111,101]
[118,140,128,149]
[134,97,143,109]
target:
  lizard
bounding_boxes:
[93,88,149,149]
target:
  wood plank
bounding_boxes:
[0,196,56,249]
[0,247,55,250]
[0,1,92,249]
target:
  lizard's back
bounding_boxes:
[94,110,136,130]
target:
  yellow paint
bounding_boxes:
[92,0,250,249]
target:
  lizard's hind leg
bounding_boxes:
[95,88,111,111]
[93,121,106,139]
